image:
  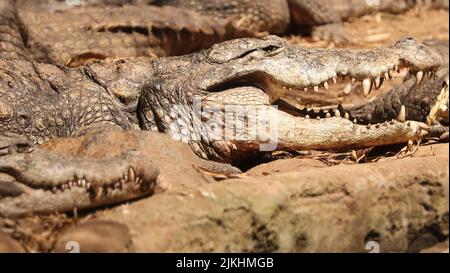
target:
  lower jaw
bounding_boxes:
[204,105,426,154]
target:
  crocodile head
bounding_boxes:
[139,36,441,162]
[0,133,159,217]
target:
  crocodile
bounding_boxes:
[0,0,444,216]
[15,0,449,66]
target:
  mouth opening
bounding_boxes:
[205,62,437,119]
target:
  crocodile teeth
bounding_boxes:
[343,82,352,95]
[351,78,357,84]
[397,105,406,122]
[416,71,424,84]
[332,77,337,84]
[325,113,331,118]
[323,82,329,90]
[96,187,103,198]
[313,86,319,92]
[128,168,135,182]
[394,65,399,73]
[374,76,383,89]
[344,112,350,119]
[334,110,341,117]
[362,78,372,97]
[388,69,394,79]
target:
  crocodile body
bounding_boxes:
[15,0,449,65]
[0,0,444,216]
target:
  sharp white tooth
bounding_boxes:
[325,113,331,118]
[362,78,372,97]
[394,65,399,73]
[334,110,341,117]
[344,112,350,119]
[351,78,356,84]
[97,187,103,197]
[343,82,352,95]
[313,86,319,92]
[384,72,389,80]
[388,69,394,79]
[397,105,406,122]
[332,77,337,84]
[128,168,135,182]
[374,76,382,89]
[407,140,414,152]
[323,82,329,90]
[353,119,357,124]
[303,87,308,92]
[305,115,310,119]
[416,71,424,84]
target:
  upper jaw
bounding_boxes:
[198,38,443,101]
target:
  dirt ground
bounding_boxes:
[288,8,449,47]
[1,8,449,253]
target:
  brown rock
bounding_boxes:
[420,240,449,253]
[95,144,449,252]
[0,231,25,253]
[247,157,328,176]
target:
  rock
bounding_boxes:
[95,144,449,252]
[247,157,328,176]
[0,231,25,253]
[420,240,449,253]
[53,220,132,253]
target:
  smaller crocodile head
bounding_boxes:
[0,133,159,217]
[198,36,442,104]
[140,36,438,161]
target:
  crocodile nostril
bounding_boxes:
[0,181,23,198]
[17,113,32,126]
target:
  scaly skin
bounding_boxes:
[0,1,443,215]
[18,4,228,66]
[152,0,448,43]
[16,0,449,66]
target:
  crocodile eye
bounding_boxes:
[261,45,284,56]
